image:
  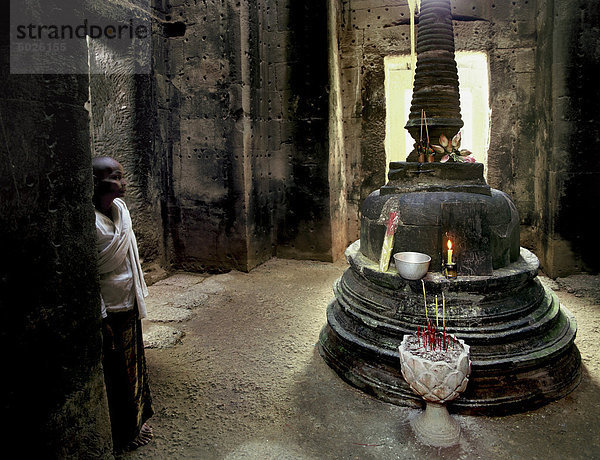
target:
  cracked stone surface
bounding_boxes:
[144,325,185,350]
[145,305,193,323]
[142,271,211,348]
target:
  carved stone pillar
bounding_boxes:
[405,0,463,160]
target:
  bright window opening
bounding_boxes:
[384,52,490,176]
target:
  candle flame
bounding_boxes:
[447,239,453,250]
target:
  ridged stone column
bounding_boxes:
[405,0,463,156]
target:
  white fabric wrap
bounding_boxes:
[96,198,148,319]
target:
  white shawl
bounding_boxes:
[96,198,148,319]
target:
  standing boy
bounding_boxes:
[92,156,154,452]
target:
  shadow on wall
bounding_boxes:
[557,2,600,273]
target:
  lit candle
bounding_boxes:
[447,239,453,265]
[435,295,439,327]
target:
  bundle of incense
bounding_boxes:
[379,212,399,272]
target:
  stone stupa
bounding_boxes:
[318,0,581,415]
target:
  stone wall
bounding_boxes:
[86,0,167,268]
[533,0,600,276]
[157,0,336,271]
[328,0,349,259]
[88,48,164,265]
[0,2,112,456]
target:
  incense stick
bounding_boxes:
[424,110,430,144]
[420,109,424,142]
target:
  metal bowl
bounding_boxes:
[393,252,431,280]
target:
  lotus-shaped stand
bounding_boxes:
[399,334,471,447]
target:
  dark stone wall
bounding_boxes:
[458,1,537,231]
[534,0,600,276]
[278,0,334,260]
[559,0,600,274]
[156,0,248,272]
[157,0,333,271]
[85,0,339,272]
[0,2,112,456]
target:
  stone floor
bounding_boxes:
[123,257,600,459]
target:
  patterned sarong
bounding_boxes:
[102,307,153,452]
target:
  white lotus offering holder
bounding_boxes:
[399,333,471,447]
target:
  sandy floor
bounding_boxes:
[122,258,600,460]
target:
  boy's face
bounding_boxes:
[95,160,127,200]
